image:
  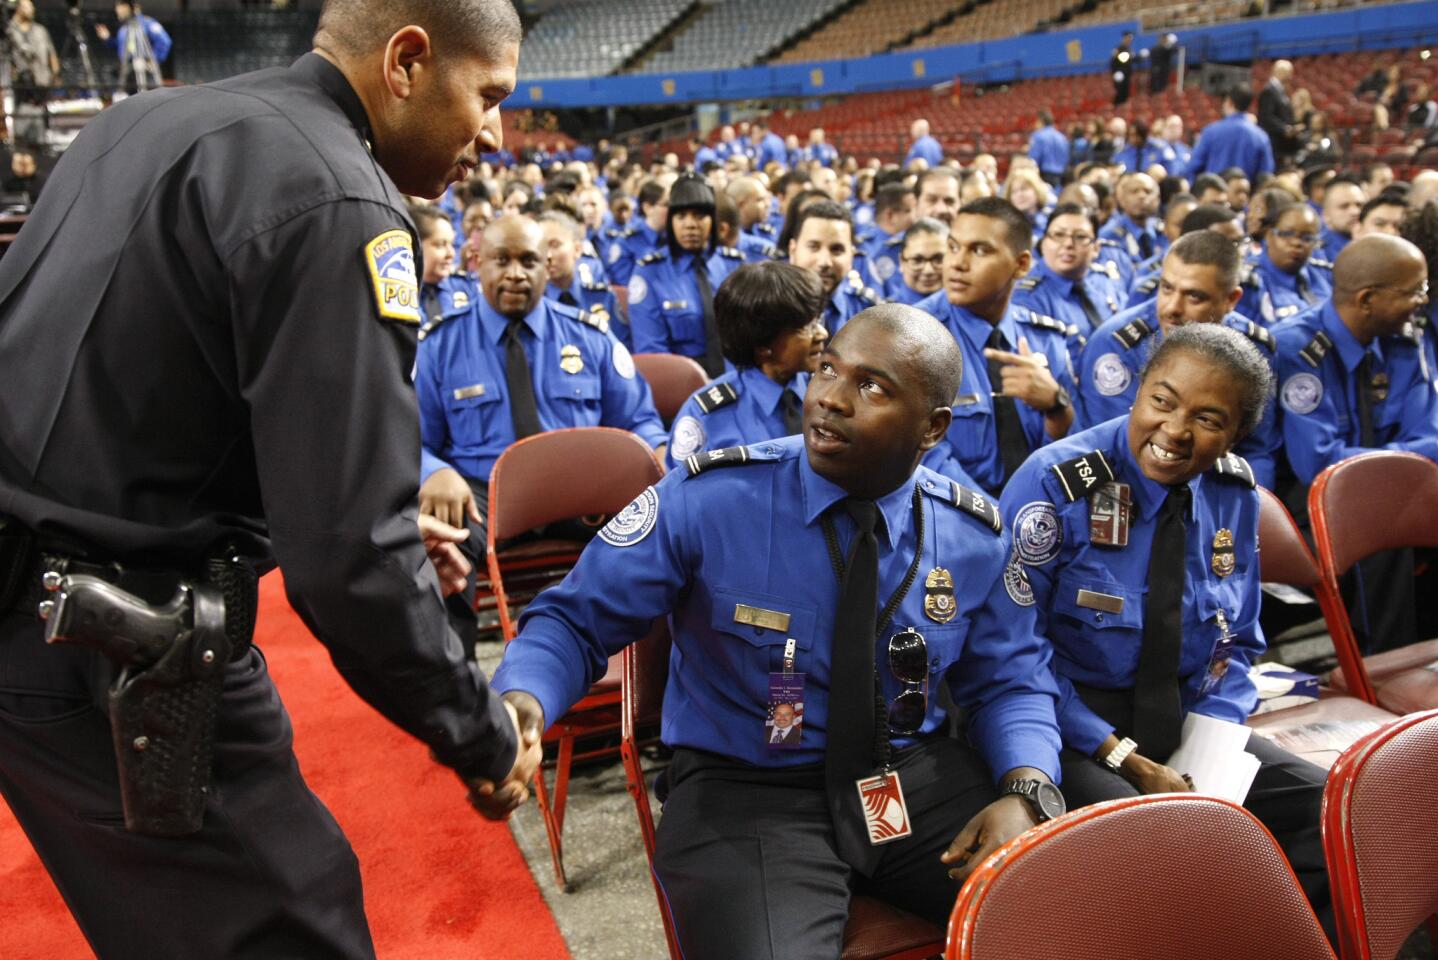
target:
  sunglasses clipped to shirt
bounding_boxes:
[887,627,930,734]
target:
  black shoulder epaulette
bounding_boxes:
[754,222,776,237]
[621,226,639,238]
[1133,275,1160,297]
[1112,317,1154,349]
[1299,330,1333,368]
[694,381,740,414]
[717,246,743,260]
[684,445,755,477]
[604,227,623,239]
[638,250,666,266]
[556,302,609,334]
[1239,320,1275,352]
[756,242,777,259]
[1050,450,1116,502]
[1021,309,1068,336]
[1309,257,1334,271]
[1098,237,1120,249]
[581,280,610,292]
[1016,275,1043,292]
[417,315,448,341]
[948,481,1003,534]
[884,233,905,248]
[1212,453,1256,488]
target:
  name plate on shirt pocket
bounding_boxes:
[452,383,486,401]
[734,604,790,632]
[1075,589,1125,614]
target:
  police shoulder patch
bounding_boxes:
[639,250,667,266]
[694,381,740,414]
[949,481,1002,534]
[1299,330,1333,368]
[1212,453,1256,488]
[1050,450,1116,502]
[598,486,660,548]
[1112,317,1154,349]
[363,229,422,325]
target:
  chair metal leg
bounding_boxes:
[533,733,575,892]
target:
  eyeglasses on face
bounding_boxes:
[1045,231,1096,248]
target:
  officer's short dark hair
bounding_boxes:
[536,208,583,241]
[1166,229,1241,291]
[1221,167,1249,184]
[774,169,811,197]
[1180,203,1241,235]
[1130,118,1150,140]
[716,261,825,367]
[1192,173,1227,198]
[1089,180,1111,207]
[1256,188,1298,229]
[902,217,948,251]
[874,166,909,190]
[503,179,534,203]
[1327,173,1363,191]
[1360,193,1407,224]
[1158,176,1186,210]
[787,197,853,249]
[844,304,964,412]
[1043,202,1099,238]
[1142,324,1274,437]
[1225,82,1254,113]
[1302,166,1336,195]
[714,189,740,235]
[546,170,581,195]
[636,178,667,215]
[1400,201,1438,278]
[955,197,1032,258]
[1038,109,1054,126]
[874,182,913,219]
[914,166,959,197]
[408,202,448,240]
[316,0,521,60]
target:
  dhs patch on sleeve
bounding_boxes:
[364,229,422,325]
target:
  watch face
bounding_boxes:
[1036,782,1066,820]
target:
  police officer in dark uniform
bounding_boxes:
[496,305,1065,960]
[0,2,538,955]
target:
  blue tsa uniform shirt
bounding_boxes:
[1274,300,1438,486]
[917,292,1078,494]
[883,277,931,306]
[1010,259,1123,370]
[1238,251,1334,327]
[1098,213,1165,289]
[864,231,905,289]
[415,295,667,483]
[737,230,778,265]
[1185,113,1275,181]
[999,417,1265,754]
[544,274,628,348]
[1076,300,1281,489]
[825,270,882,336]
[665,367,807,470]
[492,436,1062,778]
[607,221,663,287]
[628,246,744,360]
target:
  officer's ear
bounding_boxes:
[1011,245,1033,282]
[383,25,433,101]
[918,406,952,453]
[1223,283,1243,313]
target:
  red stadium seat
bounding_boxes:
[486,426,664,890]
[1322,710,1438,960]
[618,618,945,960]
[1310,452,1438,714]
[633,352,709,427]
[1246,487,1398,769]
[946,795,1338,960]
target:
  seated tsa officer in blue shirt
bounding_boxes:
[789,200,881,335]
[494,305,1065,960]
[1001,324,1332,935]
[538,209,627,347]
[884,217,947,305]
[412,203,475,338]
[1240,203,1334,327]
[667,261,827,469]
[414,215,666,654]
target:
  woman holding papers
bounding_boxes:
[998,323,1331,936]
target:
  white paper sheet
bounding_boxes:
[1166,712,1262,804]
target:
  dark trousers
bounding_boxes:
[1059,685,1332,941]
[652,737,996,960]
[0,611,375,959]
[444,476,492,659]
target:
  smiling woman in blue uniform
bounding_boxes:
[495,305,1064,960]
[883,217,947,305]
[666,261,827,469]
[1001,324,1333,935]
[627,173,744,376]
[412,203,477,339]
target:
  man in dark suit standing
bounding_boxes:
[1257,59,1300,165]
[1110,32,1135,106]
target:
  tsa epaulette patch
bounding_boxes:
[639,250,666,266]
[1022,310,1067,335]
[1213,453,1256,487]
[1051,450,1115,502]
[718,246,744,260]
[1015,276,1042,292]
[1309,257,1334,271]
[363,229,421,324]
[694,381,740,414]
[568,307,609,334]
[1112,317,1154,349]
[1299,330,1333,368]
[581,280,610,292]
[950,481,1002,534]
[1240,320,1275,352]
[684,445,757,476]
[1133,276,1160,298]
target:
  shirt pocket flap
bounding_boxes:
[1053,570,1145,630]
[711,587,818,650]
[919,620,971,674]
[447,381,500,409]
[546,375,603,403]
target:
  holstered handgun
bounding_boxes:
[45,574,230,837]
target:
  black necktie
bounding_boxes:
[1356,353,1377,447]
[1296,272,1318,305]
[1072,281,1104,331]
[423,288,443,328]
[986,327,1030,488]
[558,289,578,308]
[780,389,803,436]
[825,499,880,867]
[1133,484,1191,760]
[694,256,724,378]
[503,318,544,441]
[1137,229,1154,261]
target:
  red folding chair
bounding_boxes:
[947,795,1337,960]
[1246,487,1398,769]
[1322,709,1438,960]
[1310,452,1438,713]
[487,426,664,890]
[620,629,944,960]
[633,352,709,426]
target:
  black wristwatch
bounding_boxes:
[1001,778,1066,822]
[1044,386,1071,416]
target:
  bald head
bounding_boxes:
[316,0,520,58]
[1411,170,1438,211]
[840,304,964,411]
[1333,234,1427,300]
[1272,60,1293,83]
[911,119,930,139]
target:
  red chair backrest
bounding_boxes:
[948,795,1336,960]
[487,427,662,543]
[1311,451,1438,577]
[634,353,709,423]
[1258,485,1322,588]
[1323,709,1438,960]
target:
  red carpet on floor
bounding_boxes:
[0,573,569,960]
